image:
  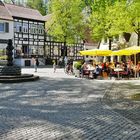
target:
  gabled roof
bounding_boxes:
[43,14,51,22]
[0,4,13,20]
[5,3,45,21]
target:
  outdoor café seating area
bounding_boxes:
[79,60,140,80]
[78,46,140,80]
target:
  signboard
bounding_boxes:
[0,39,8,44]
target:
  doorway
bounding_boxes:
[22,45,29,55]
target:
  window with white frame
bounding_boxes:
[15,22,22,32]
[23,23,28,33]
[38,24,44,35]
[0,22,9,33]
[29,24,37,34]
[0,23,4,32]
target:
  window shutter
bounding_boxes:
[5,22,9,33]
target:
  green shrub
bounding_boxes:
[74,61,82,70]
[0,55,7,60]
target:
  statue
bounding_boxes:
[6,39,14,66]
[0,39,39,82]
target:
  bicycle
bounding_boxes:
[64,64,73,75]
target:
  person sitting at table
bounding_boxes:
[127,60,134,77]
[123,63,128,71]
[81,62,93,78]
[108,62,115,79]
[136,62,140,78]
[102,62,109,78]
[94,64,100,79]
[80,62,87,78]
[120,62,130,78]
[87,63,95,79]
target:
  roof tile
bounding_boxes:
[5,3,45,21]
[0,5,13,20]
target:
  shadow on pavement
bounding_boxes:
[0,78,140,139]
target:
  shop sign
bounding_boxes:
[0,39,8,44]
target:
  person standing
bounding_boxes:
[53,60,56,73]
[64,56,68,67]
[58,57,62,68]
[34,58,39,72]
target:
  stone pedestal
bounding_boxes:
[0,66,21,75]
[0,39,39,83]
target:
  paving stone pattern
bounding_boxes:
[103,82,140,126]
[0,68,139,140]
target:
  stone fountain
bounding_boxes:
[0,39,39,83]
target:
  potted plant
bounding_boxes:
[73,61,82,77]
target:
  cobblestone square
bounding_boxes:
[0,67,139,140]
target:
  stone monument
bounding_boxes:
[1,39,21,75]
[0,39,39,83]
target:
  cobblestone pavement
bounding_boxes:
[0,67,140,140]
[103,81,140,127]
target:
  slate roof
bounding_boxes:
[5,3,45,21]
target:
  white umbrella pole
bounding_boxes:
[96,56,98,62]
[134,54,137,78]
[117,56,119,62]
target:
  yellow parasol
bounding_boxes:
[111,50,133,56]
[79,49,112,56]
[111,46,140,56]
[111,46,140,78]
[121,46,140,54]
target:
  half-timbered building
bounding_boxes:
[5,3,45,66]
[0,1,13,61]
[0,2,84,66]
[44,15,84,65]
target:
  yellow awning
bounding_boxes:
[111,50,133,56]
[79,49,112,56]
[111,46,140,56]
[121,46,140,54]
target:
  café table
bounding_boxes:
[114,68,124,79]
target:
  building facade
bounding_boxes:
[98,33,139,62]
[45,35,84,64]
[0,1,84,66]
[13,0,27,6]
[44,15,84,64]
[0,1,13,60]
[4,3,45,66]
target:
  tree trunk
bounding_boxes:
[62,36,67,66]
[44,33,46,57]
[109,38,112,50]
[108,38,112,62]
[63,36,67,59]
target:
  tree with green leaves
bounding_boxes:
[130,0,140,46]
[3,0,13,3]
[103,0,140,46]
[89,0,118,51]
[46,0,85,60]
[27,0,47,15]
